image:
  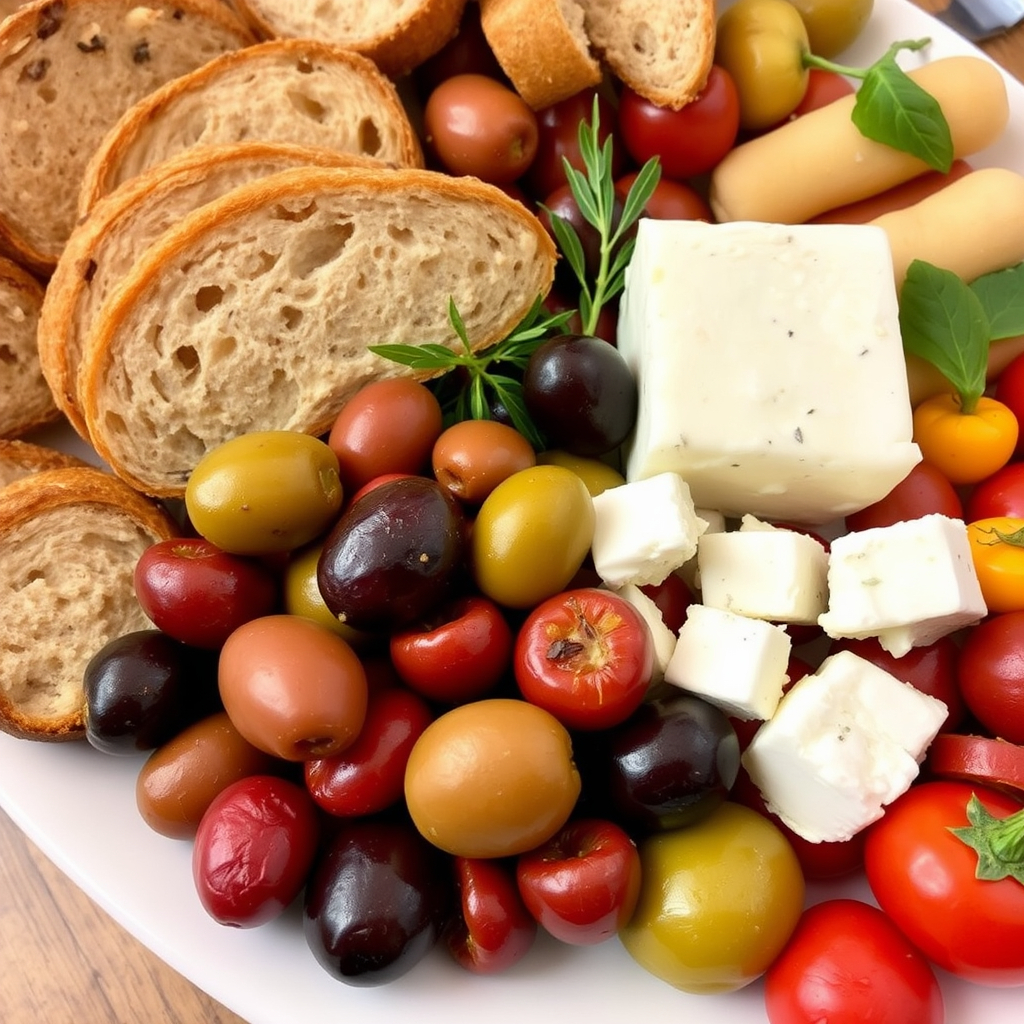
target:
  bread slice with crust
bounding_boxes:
[232,0,468,79]
[0,465,177,741]
[79,166,557,497]
[0,0,253,274]
[0,438,88,487]
[40,142,391,440]
[77,38,425,217]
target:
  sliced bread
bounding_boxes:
[0,465,177,741]
[0,0,253,274]
[79,165,557,497]
[575,0,715,109]
[479,0,602,110]
[0,256,59,438]
[0,438,88,487]
[40,142,392,440]
[77,38,425,217]
[232,0,468,79]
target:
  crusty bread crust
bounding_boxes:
[77,38,425,217]
[40,142,391,440]
[234,0,468,79]
[79,165,557,497]
[0,466,177,742]
[480,0,602,110]
[0,438,88,488]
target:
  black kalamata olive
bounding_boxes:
[317,476,466,633]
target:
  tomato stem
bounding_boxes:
[802,37,931,80]
[949,794,1024,886]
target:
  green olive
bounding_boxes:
[470,464,595,609]
[620,802,805,994]
[716,0,811,131]
[537,449,625,496]
[788,0,873,58]
[283,542,371,646]
[185,431,343,555]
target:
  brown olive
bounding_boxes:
[432,419,537,504]
[404,698,581,858]
[423,73,539,184]
[135,711,277,839]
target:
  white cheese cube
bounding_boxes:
[742,650,948,843]
[818,513,987,657]
[617,219,921,525]
[664,604,791,720]
[696,523,830,624]
[590,472,708,587]
[679,507,727,592]
[614,583,678,685]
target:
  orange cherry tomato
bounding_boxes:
[912,393,1019,486]
[967,516,1024,613]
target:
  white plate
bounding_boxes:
[3,2,1024,1022]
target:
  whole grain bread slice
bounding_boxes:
[0,0,253,274]
[0,465,177,741]
[0,438,88,487]
[79,166,557,497]
[77,38,425,217]
[232,0,467,79]
[40,142,392,440]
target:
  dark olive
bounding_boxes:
[317,476,466,632]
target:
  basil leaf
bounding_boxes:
[970,261,1024,341]
[899,260,990,409]
[852,55,953,172]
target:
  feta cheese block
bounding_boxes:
[614,583,678,685]
[818,513,987,657]
[590,472,708,587]
[742,650,948,843]
[664,604,791,720]
[617,219,922,524]
[697,517,830,624]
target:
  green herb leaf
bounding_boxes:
[491,377,546,450]
[615,157,660,240]
[949,794,1024,886]
[899,259,991,412]
[547,211,588,291]
[970,261,1024,341]
[366,343,461,369]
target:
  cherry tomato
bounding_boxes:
[617,68,740,180]
[926,733,1024,800]
[913,393,1019,486]
[966,462,1024,521]
[785,68,854,119]
[638,572,695,634]
[866,781,1024,986]
[304,685,434,817]
[615,172,712,222]
[995,347,1024,457]
[389,596,514,704]
[514,588,653,731]
[967,517,1024,613]
[445,857,537,974]
[764,899,944,1024]
[192,775,320,928]
[957,611,1024,744]
[844,460,963,531]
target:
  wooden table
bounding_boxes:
[3,4,1024,1023]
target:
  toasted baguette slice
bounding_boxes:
[479,0,601,110]
[0,438,88,487]
[80,166,557,497]
[0,256,59,438]
[575,0,715,110]
[232,0,467,79]
[0,0,253,274]
[0,466,177,741]
[41,142,391,441]
[77,39,425,217]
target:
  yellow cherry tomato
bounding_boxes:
[912,393,1019,486]
[967,516,1024,613]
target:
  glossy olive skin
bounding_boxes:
[789,0,873,57]
[432,419,536,504]
[283,541,372,646]
[185,431,343,555]
[317,476,466,632]
[303,820,451,986]
[536,450,625,496]
[83,630,220,755]
[523,334,638,457]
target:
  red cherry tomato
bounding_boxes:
[966,462,1024,521]
[617,67,740,180]
[764,899,944,1024]
[638,572,695,634]
[389,596,514,704]
[925,733,1024,800]
[192,775,319,928]
[995,347,1024,458]
[956,611,1024,744]
[615,173,712,222]
[514,588,654,731]
[844,461,964,532]
[304,686,434,817]
[516,818,641,945]
[445,857,537,973]
[865,781,1024,986]
[133,538,278,649]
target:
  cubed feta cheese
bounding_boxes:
[614,583,678,685]
[818,513,987,657]
[617,219,921,524]
[664,604,791,720]
[742,650,948,843]
[679,507,727,592]
[591,472,708,587]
